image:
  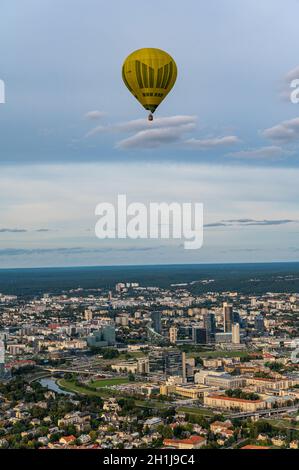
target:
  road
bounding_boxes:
[226,405,298,419]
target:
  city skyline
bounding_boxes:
[0,269,298,451]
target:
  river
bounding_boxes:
[39,377,75,396]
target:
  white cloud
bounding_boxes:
[185,135,240,149]
[84,110,106,120]
[228,145,293,159]
[85,125,106,137]
[262,117,299,142]
[205,218,297,228]
[86,115,197,138]
[85,115,242,150]
[116,123,195,149]
[116,115,197,133]
[85,115,198,149]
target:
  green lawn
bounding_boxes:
[177,406,215,417]
[90,378,129,388]
[188,350,252,359]
[58,379,105,397]
[58,377,130,396]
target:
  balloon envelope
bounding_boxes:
[122,48,177,114]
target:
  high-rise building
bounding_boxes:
[164,350,183,377]
[254,314,265,334]
[184,355,195,381]
[169,326,178,344]
[223,302,233,333]
[232,311,241,326]
[151,311,162,334]
[180,326,193,338]
[87,324,116,348]
[192,326,207,344]
[232,323,240,344]
[149,350,164,374]
[149,349,183,377]
[203,313,216,343]
[137,357,149,374]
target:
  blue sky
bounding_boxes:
[0,0,299,267]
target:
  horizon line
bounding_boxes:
[1,259,299,271]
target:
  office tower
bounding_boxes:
[0,340,5,379]
[232,323,240,344]
[137,357,149,374]
[148,350,164,374]
[101,324,115,344]
[223,302,233,333]
[179,326,193,338]
[87,324,116,348]
[185,356,195,381]
[254,314,265,334]
[203,313,216,343]
[192,326,207,344]
[169,326,178,344]
[151,311,162,334]
[232,311,241,325]
[149,350,183,377]
[164,350,183,377]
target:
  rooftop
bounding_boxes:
[208,394,263,403]
[164,436,206,446]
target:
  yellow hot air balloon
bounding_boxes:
[122,48,177,120]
